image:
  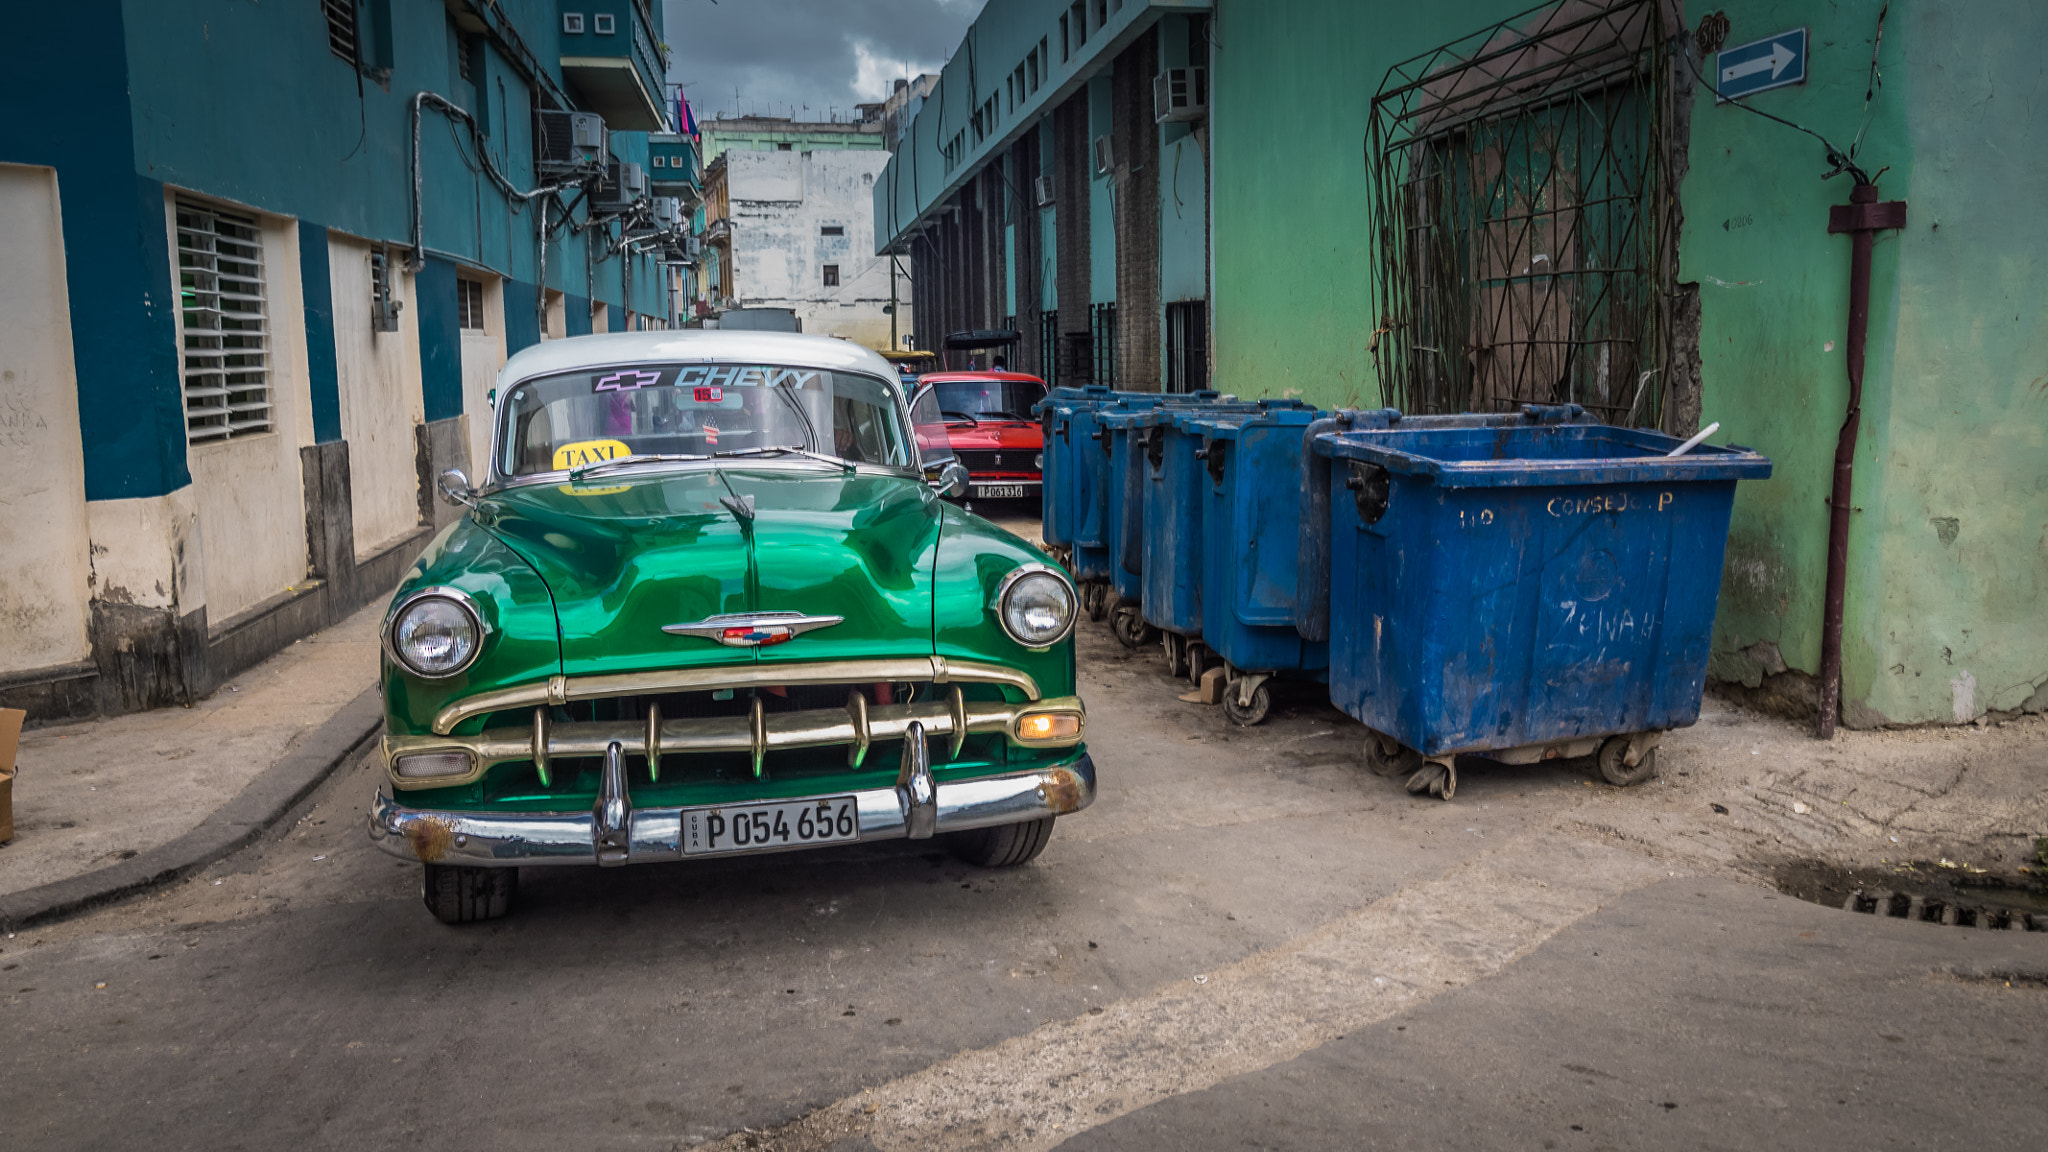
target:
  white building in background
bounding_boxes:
[720,148,902,349]
[695,114,909,352]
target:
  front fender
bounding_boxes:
[933,506,1076,700]
[382,517,562,737]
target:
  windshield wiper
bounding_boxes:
[712,445,855,472]
[567,453,707,480]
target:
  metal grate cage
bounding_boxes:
[175,198,271,444]
[1366,0,1678,425]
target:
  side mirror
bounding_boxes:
[437,468,478,509]
[929,460,970,498]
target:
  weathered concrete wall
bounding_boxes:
[727,149,901,350]
[0,164,93,675]
[328,234,425,560]
[86,486,208,712]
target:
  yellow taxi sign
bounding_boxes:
[552,439,632,471]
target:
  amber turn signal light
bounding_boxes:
[1015,712,1081,741]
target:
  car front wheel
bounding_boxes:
[945,817,1055,868]
[422,863,517,924]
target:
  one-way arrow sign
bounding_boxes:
[1716,28,1808,101]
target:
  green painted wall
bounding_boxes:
[1843,0,2048,722]
[1685,0,1906,714]
[1687,0,2048,725]
[1207,0,1512,407]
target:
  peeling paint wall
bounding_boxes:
[726,150,902,350]
[1692,0,2048,726]
[86,488,203,616]
[329,234,426,561]
[0,164,93,675]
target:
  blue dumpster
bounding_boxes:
[1296,405,1593,644]
[1037,387,1215,564]
[1103,399,1304,655]
[1315,422,1771,796]
[1186,406,1331,725]
[1097,405,1153,632]
[1131,403,1311,681]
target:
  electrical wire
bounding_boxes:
[1848,2,1890,163]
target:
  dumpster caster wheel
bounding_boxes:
[422,864,517,924]
[1223,680,1272,726]
[1597,736,1659,787]
[1186,643,1208,685]
[1163,632,1189,678]
[1084,584,1108,622]
[1112,607,1154,649]
[1364,732,1423,778]
[1404,758,1457,800]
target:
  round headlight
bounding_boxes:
[998,567,1076,649]
[389,592,482,678]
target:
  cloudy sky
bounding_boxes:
[663,0,979,124]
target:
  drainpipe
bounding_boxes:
[1815,183,1906,739]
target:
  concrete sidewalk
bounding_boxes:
[0,599,386,929]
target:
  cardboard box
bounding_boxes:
[0,707,22,843]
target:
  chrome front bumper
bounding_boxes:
[367,750,1095,868]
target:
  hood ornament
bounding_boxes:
[663,611,843,648]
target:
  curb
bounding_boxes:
[0,687,383,932]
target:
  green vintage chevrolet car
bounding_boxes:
[368,331,1093,923]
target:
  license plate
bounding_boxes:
[973,484,1029,499]
[681,796,859,855]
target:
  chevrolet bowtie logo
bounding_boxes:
[662,612,844,647]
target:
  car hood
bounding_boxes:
[479,465,941,676]
[947,422,1043,451]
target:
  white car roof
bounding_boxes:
[496,330,899,388]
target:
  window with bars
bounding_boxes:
[1164,300,1208,393]
[822,264,840,287]
[323,0,357,64]
[1365,0,1673,423]
[458,277,487,330]
[1090,302,1118,387]
[176,198,271,444]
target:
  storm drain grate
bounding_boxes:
[1840,889,2048,931]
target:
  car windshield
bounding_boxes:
[933,378,1047,422]
[497,363,913,478]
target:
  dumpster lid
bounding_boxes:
[1180,406,1324,437]
[1316,424,1773,487]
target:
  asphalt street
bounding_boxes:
[3,605,2043,1151]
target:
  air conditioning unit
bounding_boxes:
[595,161,647,212]
[1032,175,1054,208]
[534,109,607,174]
[1153,67,1209,124]
[653,196,682,228]
[1092,134,1114,176]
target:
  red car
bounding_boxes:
[921,371,1048,504]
